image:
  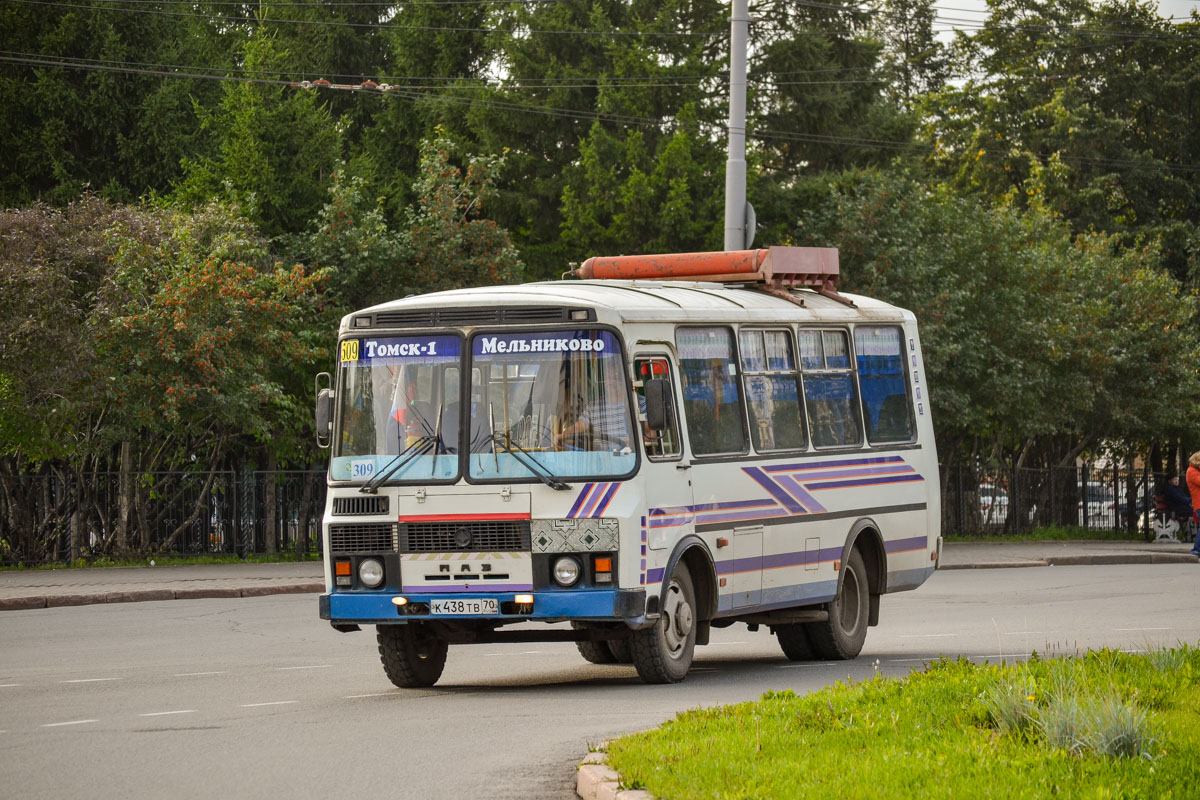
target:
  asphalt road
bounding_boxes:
[2,564,1197,800]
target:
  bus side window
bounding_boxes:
[739,328,806,452]
[633,357,681,460]
[854,326,915,444]
[676,327,749,456]
[798,329,863,449]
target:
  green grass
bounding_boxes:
[604,647,1200,799]
[1,552,321,570]
[944,524,1143,543]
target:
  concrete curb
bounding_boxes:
[0,582,324,611]
[940,553,1198,570]
[577,747,656,800]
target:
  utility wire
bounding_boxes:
[6,0,725,37]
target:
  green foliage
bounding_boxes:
[605,648,1200,799]
[288,131,523,312]
[174,29,341,237]
[797,169,1200,460]
[921,0,1200,279]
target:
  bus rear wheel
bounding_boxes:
[630,567,697,684]
[775,622,816,661]
[807,549,869,660]
[377,623,448,688]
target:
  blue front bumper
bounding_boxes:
[319,588,646,624]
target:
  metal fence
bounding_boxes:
[2,461,1186,564]
[0,470,326,565]
[945,461,1166,538]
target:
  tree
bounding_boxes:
[921,0,1200,279]
[175,28,341,237]
[796,170,1200,469]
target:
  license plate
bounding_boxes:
[430,598,498,615]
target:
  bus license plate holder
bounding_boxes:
[430,598,499,615]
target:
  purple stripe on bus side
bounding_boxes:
[764,455,906,473]
[787,464,916,481]
[402,584,534,594]
[809,475,924,491]
[742,467,807,514]
[774,474,827,513]
[885,535,928,553]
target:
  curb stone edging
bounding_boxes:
[0,582,325,611]
[939,553,1198,570]
[577,745,657,800]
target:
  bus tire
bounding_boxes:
[630,567,697,684]
[775,623,815,661]
[607,637,632,663]
[807,549,869,660]
[575,639,618,664]
[572,622,618,664]
[377,623,448,688]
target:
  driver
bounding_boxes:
[553,364,633,450]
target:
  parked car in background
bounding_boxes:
[980,483,1009,525]
[1078,481,1115,529]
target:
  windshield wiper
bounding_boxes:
[359,435,436,494]
[488,433,572,491]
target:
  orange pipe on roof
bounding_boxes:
[575,249,769,280]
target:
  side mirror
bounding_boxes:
[644,378,671,431]
[315,372,334,449]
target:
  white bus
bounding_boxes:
[315,247,940,686]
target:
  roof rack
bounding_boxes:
[568,247,852,307]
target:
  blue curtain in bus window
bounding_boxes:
[740,329,805,452]
[677,327,747,456]
[804,373,862,448]
[854,327,914,444]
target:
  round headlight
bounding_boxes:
[358,558,385,588]
[553,556,580,587]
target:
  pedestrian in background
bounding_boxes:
[1187,452,1200,557]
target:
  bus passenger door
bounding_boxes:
[632,356,694,557]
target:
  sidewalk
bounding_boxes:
[0,561,323,611]
[1,540,1196,612]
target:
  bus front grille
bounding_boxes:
[332,495,390,516]
[329,523,398,553]
[400,520,531,553]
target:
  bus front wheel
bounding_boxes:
[630,567,697,683]
[377,623,448,688]
[807,549,869,660]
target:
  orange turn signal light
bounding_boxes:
[335,561,351,576]
[594,557,612,573]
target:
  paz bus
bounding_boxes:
[315,247,940,686]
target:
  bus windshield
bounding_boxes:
[468,329,637,482]
[332,334,462,483]
[331,329,637,484]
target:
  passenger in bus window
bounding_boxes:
[554,364,635,452]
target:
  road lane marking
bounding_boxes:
[43,719,98,727]
[976,653,1032,660]
[0,683,21,688]
[887,658,931,663]
[895,634,958,639]
[274,665,331,671]
[60,678,120,684]
[776,662,842,668]
[240,701,298,708]
[138,710,198,717]
[173,671,227,677]
[1114,627,1170,631]
[345,693,395,699]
